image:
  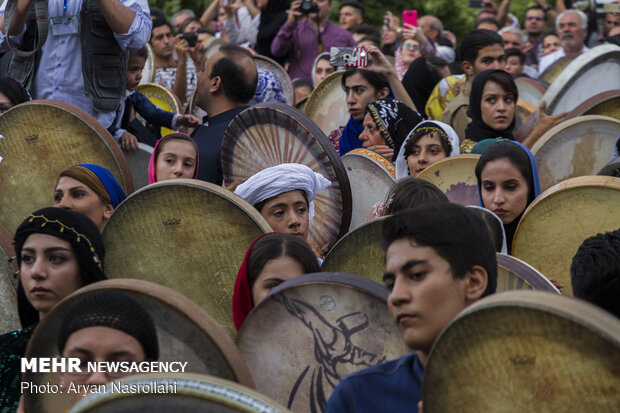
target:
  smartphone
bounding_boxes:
[181,33,198,47]
[468,0,483,7]
[383,17,390,28]
[330,47,369,67]
[402,10,417,27]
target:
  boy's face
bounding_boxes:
[126,55,146,91]
[383,238,470,353]
[463,44,506,78]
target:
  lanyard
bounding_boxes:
[63,0,68,16]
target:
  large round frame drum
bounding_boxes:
[496,253,559,293]
[101,179,272,337]
[303,71,349,137]
[565,89,620,122]
[423,290,620,413]
[514,77,548,109]
[236,273,409,413]
[0,222,18,334]
[221,102,352,254]
[530,115,620,191]
[416,154,480,206]
[139,43,156,85]
[0,100,133,235]
[512,176,620,296]
[341,149,395,231]
[123,142,154,190]
[24,279,254,413]
[136,83,181,137]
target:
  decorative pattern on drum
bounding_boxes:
[303,71,349,136]
[253,54,295,106]
[423,291,620,413]
[136,83,180,137]
[0,100,132,235]
[512,176,620,296]
[539,54,576,84]
[530,115,620,191]
[416,154,480,206]
[69,374,291,413]
[101,179,272,337]
[342,149,395,231]
[221,103,352,253]
[496,253,559,293]
[236,273,410,413]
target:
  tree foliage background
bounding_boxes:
[150,0,556,44]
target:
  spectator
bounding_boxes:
[538,10,589,76]
[358,35,381,50]
[311,53,335,87]
[380,12,401,57]
[222,0,260,47]
[504,48,526,76]
[339,1,364,31]
[255,0,290,64]
[499,27,537,77]
[271,0,355,81]
[542,30,560,55]
[172,9,196,33]
[477,17,501,32]
[351,23,378,44]
[293,78,313,104]
[522,5,554,67]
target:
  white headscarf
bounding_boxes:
[234,163,331,222]
[466,205,508,255]
[395,120,461,180]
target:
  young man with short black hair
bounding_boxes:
[326,203,498,412]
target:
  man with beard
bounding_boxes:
[538,9,588,76]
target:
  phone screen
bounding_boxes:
[402,10,417,27]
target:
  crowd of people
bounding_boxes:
[0,0,619,411]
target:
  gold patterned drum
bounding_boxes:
[303,71,348,137]
[136,83,181,137]
[101,179,272,337]
[565,89,620,122]
[221,102,352,254]
[512,176,620,296]
[542,44,620,115]
[68,373,291,413]
[416,154,480,206]
[321,217,385,283]
[539,54,576,84]
[423,290,620,413]
[236,273,410,413]
[0,100,133,235]
[23,280,254,413]
[341,149,395,231]
[496,253,559,293]
[530,115,620,191]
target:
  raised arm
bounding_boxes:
[97,0,136,34]
[365,46,417,112]
[199,0,220,28]
[497,0,512,28]
[3,0,34,36]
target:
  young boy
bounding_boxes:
[108,47,201,152]
[326,203,498,412]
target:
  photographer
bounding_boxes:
[271,0,355,81]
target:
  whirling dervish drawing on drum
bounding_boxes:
[274,293,385,413]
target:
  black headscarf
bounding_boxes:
[256,0,289,62]
[366,98,423,161]
[0,77,30,105]
[465,69,517,142]
[14,208,107,327]
[402,57,442,119]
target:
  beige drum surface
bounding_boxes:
[512,176,620,296]
[342,149,395,231]
[236,273,410,413]
[539,54,576,84]
[24,279,254,413]
[0,100,133,234]
[221,102,352,254]
[514,77,547,108]
[417,154,480,206]
[303,71,348,137]
[530,115,620,191]
[102,179,271,337]
[321,217,385,283]
[69,373,291,413]
[253,54,294,106]
[565,89,620,122]
[543,44,620,115]
[496,253,559,293]
[0,222,19,333]
[423,290,620,413]
[139,43,156,85]
[123,142,153,190]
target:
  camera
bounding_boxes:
[297,0,319,14]
[180,32,198,48]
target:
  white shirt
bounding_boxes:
[0,0,152,128]
[223,6,259,48]
[538,45,589,77]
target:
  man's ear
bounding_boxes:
[210,76,222,94]
[464,265,488,302]
[462,60,475,78]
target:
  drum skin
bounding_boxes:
[102,179,272,337]
[236,273,410,413]
[303,71,349,137]
[416,154,480,206]
[0,100,133,234]
[530,115,620,191]
[514,77,547,108]
[565,89,620,122]
[512,176,620,296]
[139,43,156,85]
[496,253,559,293]
[123,142,153,190]
[24,280,255,413]
[423,290,620,413]
[539,54,576,84]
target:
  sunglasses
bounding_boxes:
[402,44,421,51]
[526,16,544,21]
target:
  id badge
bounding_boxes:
[50,15,79,37]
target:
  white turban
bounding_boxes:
[234,163,331,222]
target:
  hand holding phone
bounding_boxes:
[330,47,369,67]
[402,10,417,28]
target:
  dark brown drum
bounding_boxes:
[416,154,480,206]
[512,176,620,296]
[303,71,348,137]
[496,253,559,293]
[24,280,254,413]
[321,218,385,283]
[101,179,272,337]
[221,102,352,254]
[0,100,133,234]
[530,115,620,191]
[423,290,620,413]
[542,45,620,115]
[236,273,410,413]
[565,89,620,122]
[341,149,395,230]
[69,373,291,413]
[253,54,294,106]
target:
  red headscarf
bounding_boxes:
[232,233,275,330]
